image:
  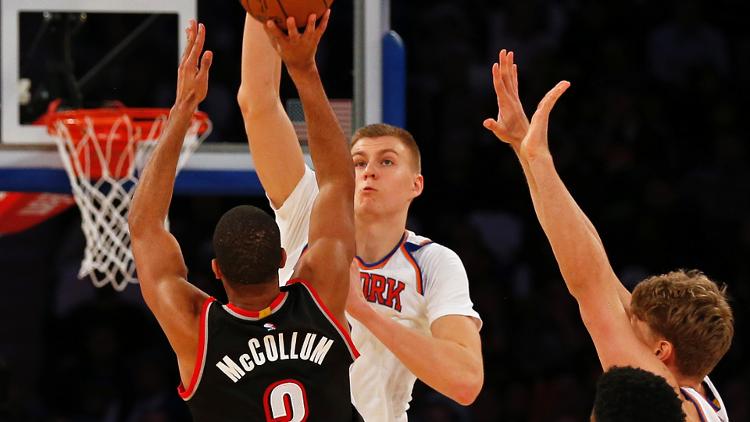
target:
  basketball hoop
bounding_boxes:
[43,105,211,291]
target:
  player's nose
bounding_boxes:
[362,161,378,179]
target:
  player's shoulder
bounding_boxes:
[403,231,461,263]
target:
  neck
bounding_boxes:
[225,278,281,311]
[672,368,705,395]
[355,209,408,263]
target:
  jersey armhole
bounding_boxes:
[681,388,710,422]
[177,297,215,400]
[287,278,360,360]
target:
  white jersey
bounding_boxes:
[680,377,729,422]
[271,166,482,421]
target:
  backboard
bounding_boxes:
[0,0,397,196]
[2,0,195,145]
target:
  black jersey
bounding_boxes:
[178,279,361,422]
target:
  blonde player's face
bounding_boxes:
[351,136,423,218]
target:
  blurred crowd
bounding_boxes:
[2,0,748,421]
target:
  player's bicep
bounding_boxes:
[576,288,672,380]
[131,227,187,288]
[431,315,482,357]
[131,229,207,333]
[296,173,354,318]
[242,106,306,209]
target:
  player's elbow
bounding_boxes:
[127,211,157,240]
[127,211,145,237]
[236,88,252,111]
[449,369,483,406]
[236,87,278,118]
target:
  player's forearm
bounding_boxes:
[354,308,483,405]
[129,105,193,233]
[286,66,352,186]
[523,154,619,297]
[516,150,632,310]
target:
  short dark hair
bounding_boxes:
[212,205,281,285]
[593,366,685,422]
[351,123,421,172]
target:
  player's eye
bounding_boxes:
[381,159,394,166]
[353,160,366,168]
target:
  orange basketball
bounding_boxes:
[240,0,334,30]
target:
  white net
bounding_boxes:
[50,111,210,291]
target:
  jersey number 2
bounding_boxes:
[263,379,308,422]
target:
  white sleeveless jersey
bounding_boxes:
[271,166,482,421]
[680,377,729,422]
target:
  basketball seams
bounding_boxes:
[274,0,289,20]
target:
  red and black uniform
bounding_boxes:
[179,280,361,422]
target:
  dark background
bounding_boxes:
[2,0,749,420]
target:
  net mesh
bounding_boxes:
[49,109,210,291]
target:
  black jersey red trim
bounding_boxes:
[286,278,360,360]
[178,297,215,400]
[224,291,289,320]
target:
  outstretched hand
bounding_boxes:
[519,81,570,161]
[175,20,213,110]
[483,50,529,151]
[263,10,331,73]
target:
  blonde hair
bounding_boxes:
[351,123,421,172]
[630,269,734,378]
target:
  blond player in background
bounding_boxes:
[484,49,733,421]
[236,12,483,421]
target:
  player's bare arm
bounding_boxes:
[264,12,355,321]
[237,15,305,208]
[484,49,632,314]
[493,78,700,421]
[128,20,212,384]
[347,268,484,405]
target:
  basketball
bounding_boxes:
[240,0,334,30]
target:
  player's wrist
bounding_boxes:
[358,303,384,326]
[170,102,197,122]
[286,62,319,81]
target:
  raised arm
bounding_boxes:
[484,50,632,314]
[128,21,212,381]
[237,15,306,208]
[490,77,673,378]
[264,12,355,320]
[506,86,701,419]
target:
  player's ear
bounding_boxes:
[279,248,287,269]
[211,258,223,280]
[411,174,424,199]
[654,340,673,363]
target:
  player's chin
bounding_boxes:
[354,198,381,214]
[355,191,375,202]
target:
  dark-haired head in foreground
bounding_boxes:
[592,366,686,422]
[212,205,284,286]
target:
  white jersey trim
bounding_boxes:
[680,376,728,422]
